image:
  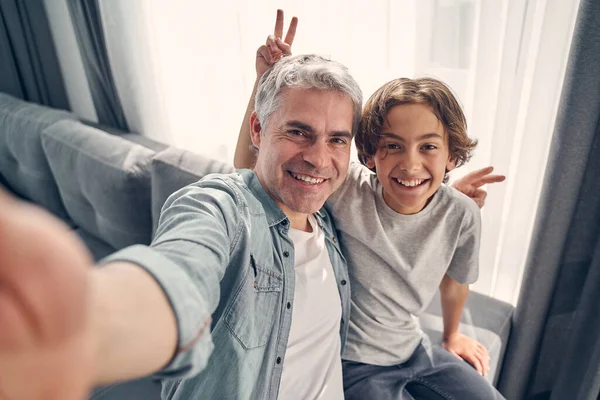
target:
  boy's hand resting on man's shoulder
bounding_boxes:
[451,166,506,208]
[443,332,491,377]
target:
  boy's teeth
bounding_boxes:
[396,178,425,187]
[291,172,325,184]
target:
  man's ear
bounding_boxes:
[250,112,262,150]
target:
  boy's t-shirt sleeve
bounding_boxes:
[326,161,374,213]
[445,190,482,285]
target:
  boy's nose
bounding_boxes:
[400,151,422,171]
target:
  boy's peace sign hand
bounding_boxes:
[452,166,506,208]
[0,188,94,400]
[256,9,298,77]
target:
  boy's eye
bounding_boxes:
[385,143,401,150]
[421,144,438,151]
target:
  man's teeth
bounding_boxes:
[291,172,325,184]
[395,178,425,187]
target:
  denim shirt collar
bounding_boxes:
[238,169,332,233]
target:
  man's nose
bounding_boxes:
[302,140,331,170]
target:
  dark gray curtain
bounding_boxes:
[0,0,69,109]
[67,0,128,131]
[497,0,600,399]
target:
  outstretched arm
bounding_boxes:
[451,166,506,208]
[233,9,298,169]
[439,274,490,376]
[0,188,208,399]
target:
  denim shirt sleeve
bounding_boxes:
[100,177,246,378]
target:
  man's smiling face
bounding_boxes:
[251,87,354,220]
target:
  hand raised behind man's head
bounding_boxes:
[256,9,298,77]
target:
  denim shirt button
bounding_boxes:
[332,237,337,243]
[341,279,347,286]
[276,357,282,364]
[283,251,290,258]
[286,302,291,309]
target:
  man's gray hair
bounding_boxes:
[255,54,363,136]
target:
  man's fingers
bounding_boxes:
[0,288,31,347]
[284,16,298,46]
[274,9,284,38]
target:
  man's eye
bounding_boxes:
[421,144,438,150]
[289,130,304,136]
[331,138,348,145]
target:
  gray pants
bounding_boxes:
[342,339,505,400]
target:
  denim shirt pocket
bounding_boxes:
[224,255,283,349]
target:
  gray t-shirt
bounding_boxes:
[326,162,481,365]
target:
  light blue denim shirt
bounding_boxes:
[101,169,351,400]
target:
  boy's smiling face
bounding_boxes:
[367,103,455,215]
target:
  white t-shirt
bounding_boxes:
[277,215,344,400]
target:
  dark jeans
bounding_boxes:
[342,338,505,400]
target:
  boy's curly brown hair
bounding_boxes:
[355,77,477,176]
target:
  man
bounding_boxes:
[0,53,362,400]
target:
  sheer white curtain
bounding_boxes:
[95,0,579,304]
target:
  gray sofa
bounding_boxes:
[0,93,514,399]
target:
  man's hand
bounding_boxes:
[452,166,505,208]
[255,9,298,77]
[443,332,491,377]
[0,188,94,400]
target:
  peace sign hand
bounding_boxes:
[451,166,506,208]
[256,9,298,77]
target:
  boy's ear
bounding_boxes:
[250,112,262,149]
[446,157,456,172]
[366,156,376,169]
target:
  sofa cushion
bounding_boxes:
[81,120,169,153]
[0,93,75,221]
[74,228,117,262]
[42,120,155,249]
[151,146,234,232]
[419,290,514,385]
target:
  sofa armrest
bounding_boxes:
[418,290,514,385]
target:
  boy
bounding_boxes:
[235,11,505,399]
[331,77,502,399]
